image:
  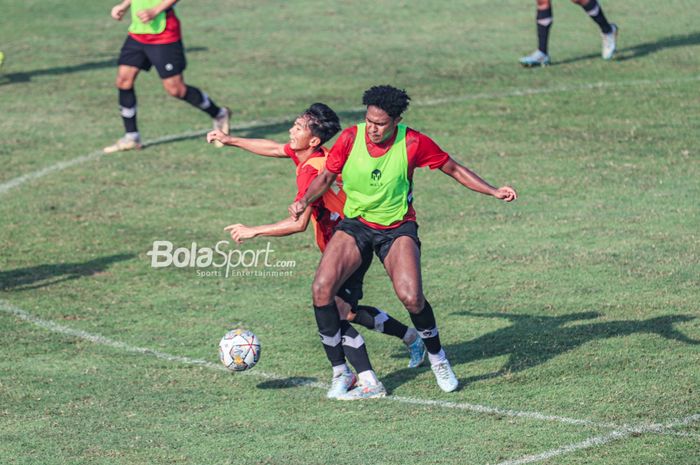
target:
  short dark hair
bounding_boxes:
[301,103,341,146]
[362,85,411,119]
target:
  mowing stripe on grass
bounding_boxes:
[497,414,700,465]
[1,74,698,197]
[0,299,616,429]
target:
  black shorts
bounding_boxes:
[117,36,186,79]
[336,217,421,264]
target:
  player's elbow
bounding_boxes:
[439,158,459,177]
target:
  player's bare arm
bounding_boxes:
[111,0,132,20]
[225,208,312,244]
[136,0,177,23]
[206,131,287,158]
[440,157,517,202]
[289,168,337,219]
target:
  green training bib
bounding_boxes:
[128,0,167,35]
[341,124,410,226]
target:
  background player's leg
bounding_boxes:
[104,65,142,153]
[573,0,617,59]
[520,0,553,66]
[161,74,230,143]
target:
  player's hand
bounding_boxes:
[494,186,517,202]
[288,201,306,221]
[136,8,158,23]
[206,130,229,145]
[224,224,255,244]
[111,4,128,20]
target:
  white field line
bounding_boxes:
[497,414,700,465]
[0,299,616,429]
[2,74,699,197]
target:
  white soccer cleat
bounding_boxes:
[213,106,231,148]
[103,135,142,154]
[431,360,459,393]
[519,50,550,67]
[336,381,387,400]
[326,369,356,399]
[601,24,618,60]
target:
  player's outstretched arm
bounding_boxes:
[440,157,517,202]
[288,168,337,220]
[111,0,132,20]
[224,208,313,244]
[206,130,287,158]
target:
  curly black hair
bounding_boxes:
[301,103,341,146]
[362,85,411,119]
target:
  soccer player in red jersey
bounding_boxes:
[207,103,426,400]
[290,86,517,397]
[105,0,230,153]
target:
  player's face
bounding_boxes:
[288,116,315,151]
[365,105,400,144]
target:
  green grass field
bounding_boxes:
[1,0,699,463]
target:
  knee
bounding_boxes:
[115,75,133,90]
[536,0,551,8]
[312,276,334,306]
[398,291,425,314]
[163,81,186,98]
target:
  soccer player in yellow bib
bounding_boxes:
[290,85,517,398]
[105,0,230,153]
[207,103,427,400]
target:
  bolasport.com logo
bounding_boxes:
[146,240,296,278]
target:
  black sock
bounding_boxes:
[181,85,221,118]
[352,305,409,340]
[408,300,442,354]
[536,8,553,54]
[314,303,345,367]
[119,88,138,134]
[340,321,373,373]
[582,0,612,34]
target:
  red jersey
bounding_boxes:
[129,9,181,45]
[325,125,450,229]
[285,144,346,252]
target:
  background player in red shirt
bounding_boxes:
[290,86,517,397]
[105,0,230,153]
[207,103,426,400]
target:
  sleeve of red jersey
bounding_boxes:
[410,130,450,170]
[283,143,300,165]
[325,127,357,174]
[295,164,321,202]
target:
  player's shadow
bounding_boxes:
[0,47,207,86]
[381,310,699,392]
[257,376,319,390]
[0,253,134,291]
[554,31,700,65]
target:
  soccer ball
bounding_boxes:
[219,329,261,371]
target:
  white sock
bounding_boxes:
[428,349,447,366]
[332,363,349,378]
[403,327,418,345]
[357,370,379,386]
[125,131,140,141]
